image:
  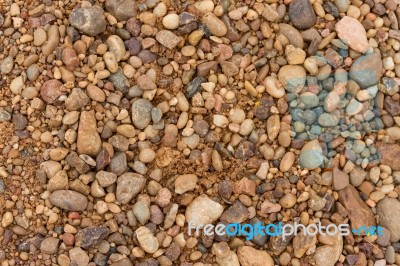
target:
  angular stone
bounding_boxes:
[338,185,376,231]
[185,195,224,227]
[75,226,110,249]
[40,79,63,104]
[116,173,146,204]
[175,174,198,194]
[69,6,106,36]
[377,142,400,171]
[335,16,369,53]
[220,201,249,223]
[77,111,102,156]
[350,50,383,88]
[156,30,180,50]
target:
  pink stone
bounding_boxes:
[335,16,369,53]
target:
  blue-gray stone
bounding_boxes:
[318,113,339,127]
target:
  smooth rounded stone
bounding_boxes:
[103,52,118,73]
[185,195,224,226]
[40,79,63,104]
[128,37,141,56]
[349,166,366,186]
[237,246,274,266]
[333,167,349,190]
[10,76,24,94]
[318,113,339,127]
[33,27,47,46]
[289,0,317,29]
[350,51,383,89]
[1,56,14,74]
[303,109,317,125]
[1,212,13,227]
[87,85,106,102]
[239,119,255,136]
[346,99,363,116]
[299,140,324,169]
[106,35,126,62]
[387,127,400,141]
[132,98,153,129]
[77,111,102,156]
[40,237,60,255]
[335,16,368,53]
[116,124,135,138]
[279,193,297,208]
[69,6,106,36]
[376,227,391,246]
[278,65,306,93]
[308,194,326,211]
[201,13,227,37]
[377,197,400,242]
[135,226,159,253]
[324,92,340,112]
[133,201,150,225]
[105,0,136,21]
[163,14,179,29]
[110,152,127,175]
[279,23,304,49]
[313,233,343,266]
[116,173,146,204]
[27,64,40,81]
[69,247,89,266]
[213,114,229,128]
[220,61,239,77]
[300,92,319,108]
[334,0,350,12]
[229,108,246,124]
[49,190,88,211]
[175,174,198,194]
[139,148,156,163]
[280,152,295,172]
[21,86,38,99]
[194,0,215,14]
[62,47,80,71]
[156,30,181,50]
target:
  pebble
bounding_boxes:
[333,167,349,190]
[40,79,63,104]
[75,226,110,249]
[136,226,159,253]
[156,30,181,50]
[77,111,102,156]
[377,197,400,242]
[299,140,324,169]
[69,247,89,266]
[132,98,153,129]
[289,0,317,29]
[49,190,88,211]
[313,233,343,266]
[324,92,340,112]
[163,14,180,29]
[201,13,227,37]
[116,173,146,204]
[137,74,156,91]
[105,0,136,21]
[175,174,198,194]
[1,56,13,74]
[69,6,106,36]
[106,35,126,62]
[185,195,224,226]
[335,16,369,53]
[346,99,363,116]
[278,65,306,93]
[350,51,383,88]
[237,246,274,266]
[40,237,60,255]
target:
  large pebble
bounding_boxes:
[116,173,146,204]
[77,111,101,156]
[156,30,181,50]
[105,0,136,21]
[185,195,224,226]
[132,98,153,129]
[163,14,180,29]
[299,140,324,169]
[40,79,63,104]
[278,65,306,93]
[136,226,159,253]
[349,51,383,88]
[377,197,400,242]
[289,0,317,29]
[106,35,126,62]
[335,16,368,53]
[49,190,88,211]
[175,174,198,194]
[69,6,106,36]
[202,13,227,37]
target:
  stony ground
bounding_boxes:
[0,0,400,265]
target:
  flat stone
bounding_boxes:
[338,185,376,231]
[220,201,249,223]
[335,16,369,53]
[49,190,88,211]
